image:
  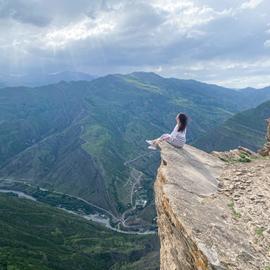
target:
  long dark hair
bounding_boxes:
[177,113,188,132]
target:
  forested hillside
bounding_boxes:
[1,72,270,221]
[0,193,159,270]
[194,100,270,152]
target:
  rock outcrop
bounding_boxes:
[155,143,270,270]
[259,118,270,156]
[212,146,258,163]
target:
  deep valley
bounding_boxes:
[1,72,270,269]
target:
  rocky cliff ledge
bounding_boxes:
[155,143,270,270]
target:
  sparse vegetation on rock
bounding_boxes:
[259,118,270,156]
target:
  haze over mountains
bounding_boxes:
[0,71,96,87]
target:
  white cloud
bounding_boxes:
[44,16,115,49]
[157,57,270,88]
[0,0,270,87]
[211,74,270,89]
[264,40,270,48]
[150,0,231,32]
[240,0,264,10]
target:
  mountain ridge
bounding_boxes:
[1,72,270,226]
[194,100,270,152]
[0,71,96,87]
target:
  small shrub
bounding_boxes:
[227,201,241,219]
[238,153,251,163]
[255,227,265,237]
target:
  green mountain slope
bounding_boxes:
[194,100,270,152]
[0,193,159,270]
[1,72,270,220]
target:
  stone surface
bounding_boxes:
[155,142,270,270]
[212,146,258,162]
[259,118,270,156]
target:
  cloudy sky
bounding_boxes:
[0,0,270,88]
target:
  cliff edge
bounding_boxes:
[155,143,270,270]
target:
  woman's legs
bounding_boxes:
[151,134,171,146]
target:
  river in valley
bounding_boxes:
[0,188,155,235]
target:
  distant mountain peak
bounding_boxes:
[129,71,162,77]
[0,71,97,87]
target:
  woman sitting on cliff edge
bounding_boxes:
[146,113,188,150]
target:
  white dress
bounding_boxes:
[169,125,186,148]
[160,125,186,148]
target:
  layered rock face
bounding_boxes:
[259,118,270,156]
[155,143,270,270]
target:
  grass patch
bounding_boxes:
[81,123,111,157]
[238,153,252,163]
[123,77,161,93]
[227,201,242,219]
[255,227,265,237]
